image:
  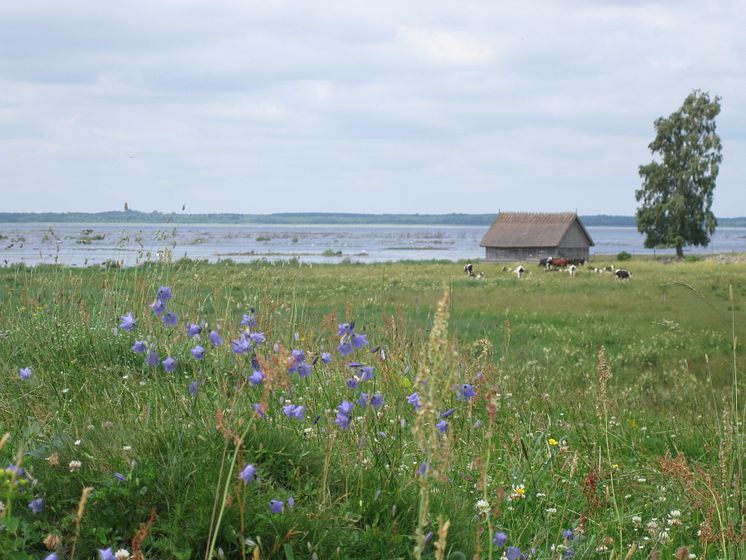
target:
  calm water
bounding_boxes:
[1,223,745,267]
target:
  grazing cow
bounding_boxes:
[568,264,577,277]
[464,263,474,277]
[546,257,569,270]
[514,265,526,279]
[539,257,549,267]
[615,268,631,280]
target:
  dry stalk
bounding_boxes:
[412,289,455,560]
[70,486,94,559]
[434,516,451,560]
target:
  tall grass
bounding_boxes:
[0,258,744,558]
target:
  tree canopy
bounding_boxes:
[635,90,722,257]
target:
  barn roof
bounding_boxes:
[479,212,594,248]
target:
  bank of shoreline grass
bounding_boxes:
[1,258,743,559]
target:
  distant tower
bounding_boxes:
[124,202,129,211]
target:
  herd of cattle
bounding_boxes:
[463,259,631,280]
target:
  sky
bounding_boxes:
[1,1,745,216]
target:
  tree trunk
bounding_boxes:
[676,245,684,258]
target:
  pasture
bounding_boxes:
[0,258,744,559]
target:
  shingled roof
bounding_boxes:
[480,212,594,248]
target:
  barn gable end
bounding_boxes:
[480,212,594,262]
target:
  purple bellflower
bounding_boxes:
[241,311,256,328]
[458,383,477,401]
[371,393,384,409]
[146,350,159,367]
[351,333,368,349]
[119,312,136,332]
[188,381,199,397]
[157,286,172,301]
[249,332,266,345]
[338,400,355,416]
[28,497,44,514]
[506,546,522,560]
[231,335,251,354]
[150,299,166,316]
[161,311,178,327]
[162,356,177,372]
[239,463,256,484]
[337,322,368,356]
[359,366,374,381]
[407,392,421,409]
[269,499,284,514]
[283,404,305,420]
[335,411,352,430]
[209,330,223,346]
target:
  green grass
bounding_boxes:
[0,258,744,559]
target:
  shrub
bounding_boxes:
[616,250,632,261]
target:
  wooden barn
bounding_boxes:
[480,212,594,262]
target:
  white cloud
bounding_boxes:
[0,0,744,215]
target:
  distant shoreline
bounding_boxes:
[2,210,745,227]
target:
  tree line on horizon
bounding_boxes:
[0,211,744,227]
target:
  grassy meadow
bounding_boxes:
[0,257,744,559]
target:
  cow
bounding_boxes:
[514,265,526,279]
[464,263,474,277]
[615,268,631,280]
[546,257,569,270]
[568,264,577,277]
[568,258,586,266]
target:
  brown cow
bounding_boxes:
[546,257,568,270]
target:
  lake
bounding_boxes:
[1,223,745,267]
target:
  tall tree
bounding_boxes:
[635,90,722,257]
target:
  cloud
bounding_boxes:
[0,0,744,215]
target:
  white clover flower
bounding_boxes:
[632,515,642,525]
[69,460,82,472]
[475,498,490,515]
[669,509,681,518]
[115,550,131,560]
